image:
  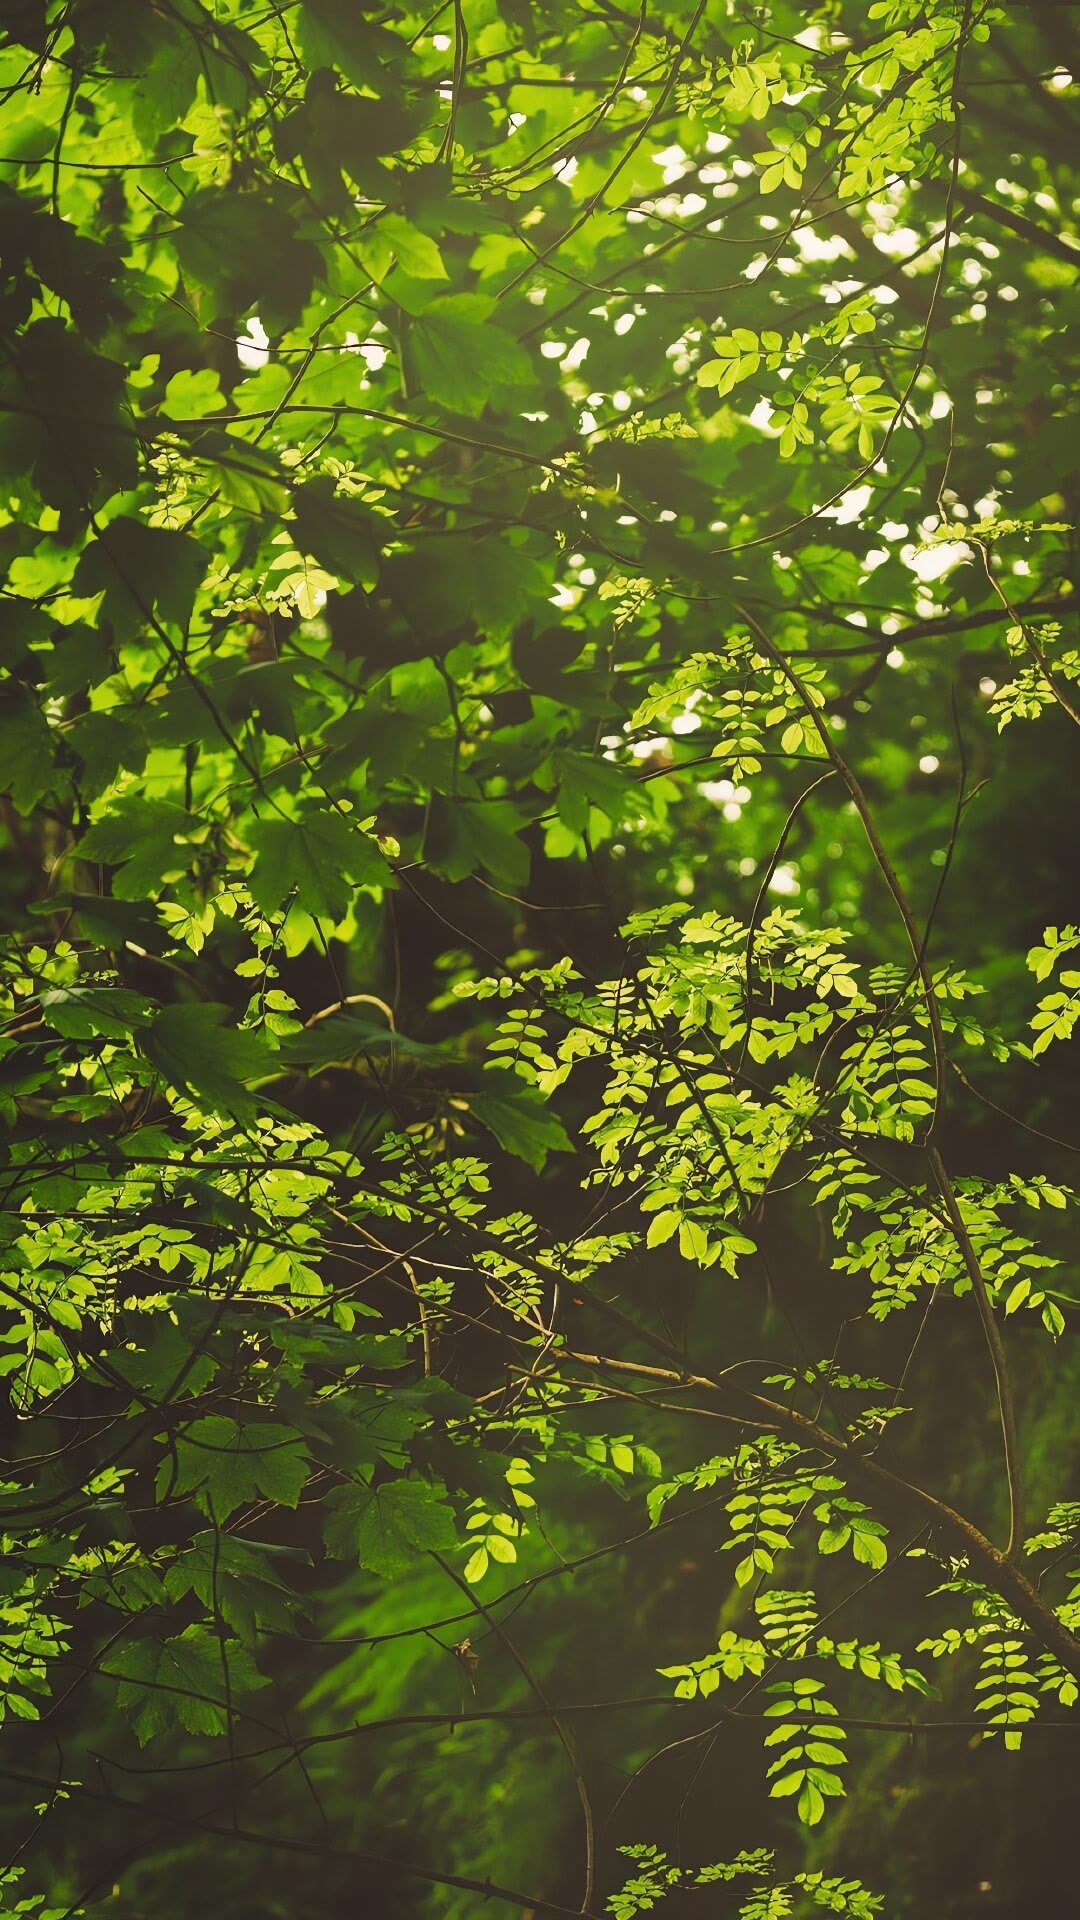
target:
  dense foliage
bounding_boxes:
[0,2,1078,1914]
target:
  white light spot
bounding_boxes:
[769,863,800,897]
[979,677,997,696]
[919,754,939,774]
[540,340,567,359]
[887,648,905,668]
[905,539,972,583]
[873,224,920,257]
[237,316,269,369]
[794,226,852,265]
[827,483,874,527]
[653,144,689,184]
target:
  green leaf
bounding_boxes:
[297,2,410,89]
[141,1003,277,1118]
[850,1526,888,1569]
[40,984,155,1039]
[324,1477,458,1576]
[405,294,531,412]
[73,517,208,640]
[175,186,323,332]
[110,1628,267,1745]
[290,478,381,591]
[380,213,448,281]
[157,1417,310,1521]
[646,1209,681,1248]
[470,1075,574,1170]
[77,797,193,899]
[160,367,224,421]
[818,1525,852,1555]
[798,1779,827,1825]
[0,688,54,813]
[552,750,633,835]
[247,807,388,921]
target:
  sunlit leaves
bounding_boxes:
[0,2,1077,1912]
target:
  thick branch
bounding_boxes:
[956,188,1080,266]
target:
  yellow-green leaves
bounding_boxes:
[721,52,785,121]
[764,1678,848,1826]
[754,137,812,195]
[698,327,786,397]
[459,1464,536,1585]
[658,1630,767,1699]
[1026,924,1080,1055]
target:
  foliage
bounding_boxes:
[0,1,1077,1915]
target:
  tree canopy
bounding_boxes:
[0,2,1078,1915]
